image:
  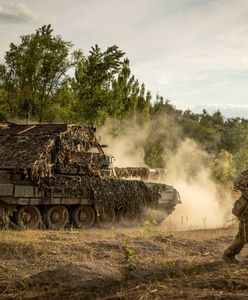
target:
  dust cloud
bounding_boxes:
[98,121,148,167]
[164,139,233,230]
[99,119,234,230]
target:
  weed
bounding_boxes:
[226,268,234,279]
[140,220,159,234]
[122,238,136,271]
[123,238,135,261]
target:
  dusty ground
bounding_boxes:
[0,225,248,299]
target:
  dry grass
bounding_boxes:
[0,225,247,299]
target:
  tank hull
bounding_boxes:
[0,178,180,229]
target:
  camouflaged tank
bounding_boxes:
[0,123,180,229]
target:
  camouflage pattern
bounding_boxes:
[223,168,248,259]
[234,169,248,197]
[225,218,248,256]
[224,207,248,257]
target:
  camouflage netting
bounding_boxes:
[58,125,100,153]
[113,167,167,181]
[234,169,248,195]
[114,167,150,180]
[0,124,67,171]
[30,125,104,183]
[31,139,55,183]
[0,124,102,181]
[60,127,104,169]
[40,175,163,213]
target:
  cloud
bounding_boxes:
[0,0,247,115]
[0,2,39,23]
[72,0,246,108]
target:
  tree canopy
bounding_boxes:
[0,24,82,122]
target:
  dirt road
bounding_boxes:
[0,226,248,299]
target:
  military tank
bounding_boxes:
[0,123,180,230]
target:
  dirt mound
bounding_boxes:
[27,264,105,289]
[191,278,248,291]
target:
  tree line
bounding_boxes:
[0,25,247,184]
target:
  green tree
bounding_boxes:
[136,84,151,127]
[211,150,236,187]
[144,142,165,168]
[73,44,125,125]
[42,79,76,123]
[0,89,10,121]
[221,119,248,154]
[0,24,82,122]
[234,147,248,174]
[108,59,152,128]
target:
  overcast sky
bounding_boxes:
[0,0,247,117]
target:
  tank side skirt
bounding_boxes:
[0,196,91,205]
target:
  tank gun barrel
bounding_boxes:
[113,167,166,181]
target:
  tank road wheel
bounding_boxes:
[72,205,96,229]
[45,205,69,230]
[97,207,116,228]
[119,209,140,227]
[15,206,41,229]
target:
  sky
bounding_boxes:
[0,0,247,117]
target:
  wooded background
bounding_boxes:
[0,25,247,186]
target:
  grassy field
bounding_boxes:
[0,225,248,299]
